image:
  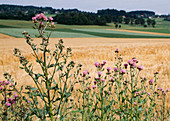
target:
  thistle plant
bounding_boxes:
[13,13,76,120]
[0,73,31,121]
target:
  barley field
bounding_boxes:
[0,35,169,108]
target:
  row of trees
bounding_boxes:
[53,13,106,25]
[123,18,156,27]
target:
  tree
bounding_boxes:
[147,19,152,26]
[151,19,156,27]
[124,18,130,24]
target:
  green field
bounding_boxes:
[0,18,170,38]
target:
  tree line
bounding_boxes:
[0,4,156,27]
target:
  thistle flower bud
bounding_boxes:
[149,79,153,85]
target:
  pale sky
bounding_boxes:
[0,0,170,14]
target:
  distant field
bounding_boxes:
[0,18,170,38]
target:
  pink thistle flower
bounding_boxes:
[107,67,111,72]
[137,65,143,71]
[52,22,54,25]
[103,60,107,65]
[124,63,128,69]
[83,70,88,77]
[148,92,151,96]
[127,59,133,65]
[133,58,138,63]
[94,62,99,67]
[7,98,12,102]
[6,81,10,85]
[28,101,30,103]
[14,92,17,95]
[32,17,36,20]
[157,87,160,90]
[133,102,137,106]
[39,13,45,18]
[5,102,11,107]
[115,48,119,53]
[132,62,136,68]
[162,90,166,95]
[166,88,169,92]
[0,87,3,90]
[36,14,41,19]
[110,77,114,82]
[95,77,100,80]
[44,17,48,21]
[149,79,153,85]
[94,81,97,85]
[92,85,96,89]
[11,99,16,104]
[120,69,126,74]
[14,95,18,98]
[101,79,104,83]
[98,71,102,76]
[113,67,118,72]
[49,17,53,21]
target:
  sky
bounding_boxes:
[0,0,170,15]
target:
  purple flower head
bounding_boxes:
[137,65,143,71]
[133,102,137,106]
[110,77,114,82]
[7,98,12,102]
[44,17,48,21]
[39,13,45,18]
[95,77,100,80]
[52,22,54,25]
[98,71,102,77]
[166,88,169,92]
[157,87,160,90]
[107,67,111,72]
[132,62,136,68]
[32,17,36,21]
[36,14,40,19]
[5,102,11,107]
[124,63,128,69]
[14,95,18,98]
[103,60,107,65]
[14,92,17,95]
[28,101,30,103]
[162,90,166,95]
[94,62,99,67]
[94,81,97,85]
[101,79,104,83]
[0,87,3,90]
[133,58,138,63]
[92,85,96,89]
[11,99,16,104]
[83,70,88,77]
[6,81,10,85]
[127,59,133,65]
[115,48,119,53]
[149,79,153,85]
[161,88,163,91]
[49,17,53,21]
[120,69,126,74]
[114,67,118,72]
[148,92,151,96]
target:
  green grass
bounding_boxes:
[0,18,170,38]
